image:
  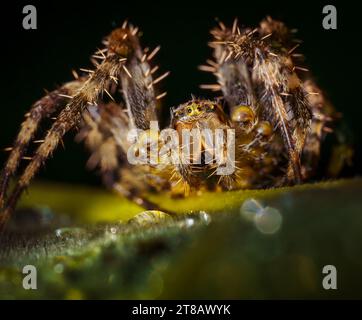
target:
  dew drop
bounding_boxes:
[55,227,86,239]
[240,198,282,234]
[254,206,282,235]
[199,211,211,224]
[240,198,264,221]
[184,218,195,228]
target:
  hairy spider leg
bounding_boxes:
[0,80,84,208]
[0,25,136,230]
[79,25,171,212]
[77,102,167,211]
[201,18,313,183]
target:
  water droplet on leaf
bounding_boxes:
[254,206,282,235]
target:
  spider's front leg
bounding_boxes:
[77,103,169,212]
[201,18,312,184]
[0,79,84,208]
[78,25,170,211]
[0,24,152,229]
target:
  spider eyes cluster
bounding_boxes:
[172,101,216,119]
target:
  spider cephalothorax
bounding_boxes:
[171,100,229,130]
[0,17,338,230]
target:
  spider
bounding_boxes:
[0,17,338,230]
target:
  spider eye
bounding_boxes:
[196,106,202,112]
[231,105,255,123]
[187,107,193,114]
[256,121,272,137]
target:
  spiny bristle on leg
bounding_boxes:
[0,79,84,209]
[0,23,151,230]
[200,17,316,184]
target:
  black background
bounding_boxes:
[0,0,359,186]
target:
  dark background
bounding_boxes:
[0,0,360,186]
